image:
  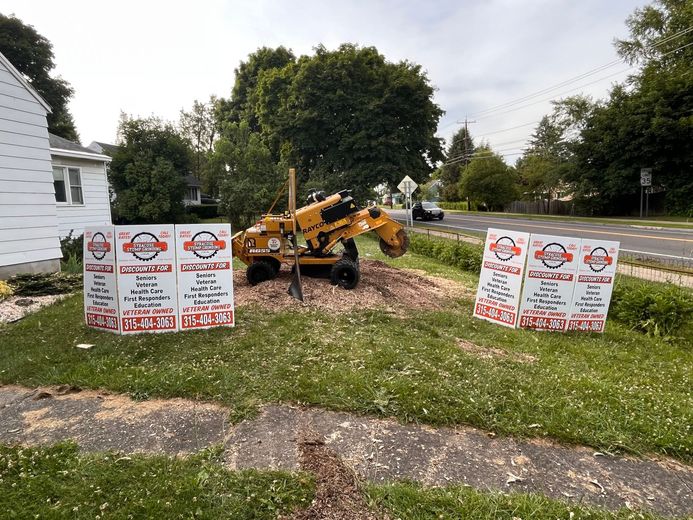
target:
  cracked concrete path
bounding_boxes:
[1,385,691,517]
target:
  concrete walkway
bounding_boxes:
[1,385,691,517]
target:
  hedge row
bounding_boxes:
[406,233,693,337]
[436,201,469,211]
[408,233,483,273]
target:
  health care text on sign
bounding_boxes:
[473,228,530,328]
[567,239,619,333]
[83,226,120,333]
[518,234,581,331]
[176,224,235,329]
[115,225,178,334]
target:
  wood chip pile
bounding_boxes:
[234,259,469,312]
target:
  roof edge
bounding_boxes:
[50,147,112,162]
[0,51,52,113]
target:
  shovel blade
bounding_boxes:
[288,273,304,301]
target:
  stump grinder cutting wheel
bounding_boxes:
[232,168,409,298]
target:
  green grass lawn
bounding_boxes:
[0,238,691,463]
[0,444,675,520]
[0,443,312,519]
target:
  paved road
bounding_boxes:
[388,210,693,261]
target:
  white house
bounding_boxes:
[50,133,112,238]
[0,51,62,278]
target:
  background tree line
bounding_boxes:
[437,0,692,217]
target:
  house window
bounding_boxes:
[53,167,67,203]
[52,166,84,205]
[186,187,198,201]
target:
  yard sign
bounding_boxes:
[115,225,178,334]
[175,224,235,330]
[518,234,580,331]
[473,228,530,328]
[83,226,120,333]
[567,239,620,333]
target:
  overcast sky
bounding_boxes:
[4,0,644,161]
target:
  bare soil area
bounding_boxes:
[233,259,470,313]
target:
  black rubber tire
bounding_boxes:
[330,257,360,290]
[246,260,276,286]
[438,214,444,220]
[258,256,281,276]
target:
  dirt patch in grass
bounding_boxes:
[234,259,468,313]
[456,338,537,363]
[285,434,382,520]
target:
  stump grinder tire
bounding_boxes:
[330,257,360,290]
[379,229,409,258]
[246,260,277,286]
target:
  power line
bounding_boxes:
[476,67,633,121]
[475,120,540,138]
[467,26,693,118]
[475,39,693,122]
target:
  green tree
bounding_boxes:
[459,147,519,211]
[0,14,79,140]
[210,121,281,230]
[109,117,191,223]
[440,127,474,201]
[254,44,444,201]
[216,46,296,132]
[179,97,217,193]
[565,0,692,215]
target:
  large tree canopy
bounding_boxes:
[253,44,444,201]
[565,0,692,215]
[216,46,296,133]
[440,127,475,201]
[109,118,191,224]
[0,14,79,140]
[459,147,519,211]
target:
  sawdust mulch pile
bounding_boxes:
[284,435,383,520]
[233,259,470,312]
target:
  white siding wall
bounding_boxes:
[0,60,62,270]
[52,155,112,237]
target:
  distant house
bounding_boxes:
[87,141,120,156]
[183,174,202,206]
[50,133,112,237]
[88,141,204,206]
[0,51,62,277]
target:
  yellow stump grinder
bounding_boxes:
[232,168,409,300]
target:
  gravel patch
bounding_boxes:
[0,294,70,324]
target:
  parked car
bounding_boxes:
[412,201,444,220]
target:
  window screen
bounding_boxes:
[53,167,67,202]
[68,168,83,204]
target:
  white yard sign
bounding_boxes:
[567,239,619,333]
[115,225,178,334]
[473,228,530,328]
[175,224,235,330]
[83,226,120,333]
[518,234,580,331]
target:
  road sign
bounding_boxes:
[567,239,620,333]
[397,175,418,194]
[640,168,652,187]
[175,224,235,330]
[83,226,120,333]
[473,228,530,328]
[116,225,178,334]
[518,234,581,332]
